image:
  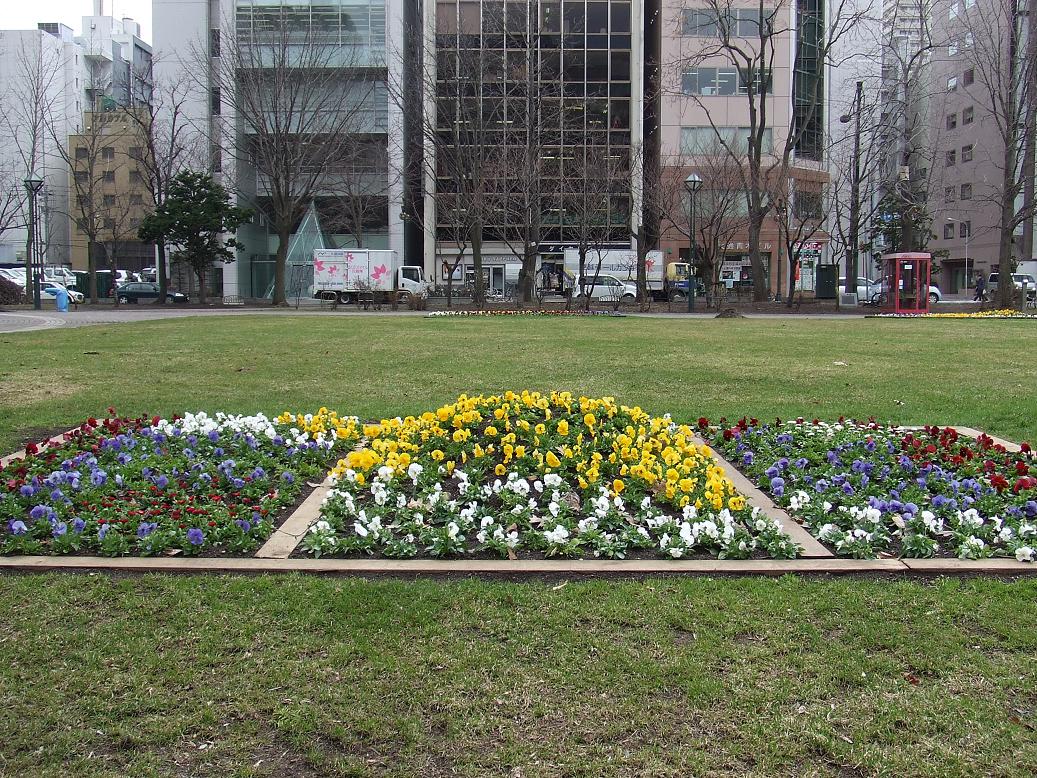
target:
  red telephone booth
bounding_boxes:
[881,253,932,314]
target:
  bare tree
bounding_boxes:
[675,0,865,301]
[560,145,627,309]
[389,17,507,308]
[60,108,124,303]
[126,60,201,303]
[3,36,63,289]
[659,144,751,308]
[965,0,1037,306]
[772,176,827,306]
[209,9,382,305]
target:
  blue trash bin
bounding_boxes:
[55,287,69,312]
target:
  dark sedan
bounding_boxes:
[115,282,189,304]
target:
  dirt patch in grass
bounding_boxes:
[0,369,79,407]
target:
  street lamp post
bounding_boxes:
[23,176,44,311]
[839,80,864,297]
[684,172,703,313]
[946,217,969,296]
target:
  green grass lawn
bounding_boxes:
[1,315,1035,451]
[1,574,1035,777]
[2,314,1037,777]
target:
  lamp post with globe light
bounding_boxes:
[684,172,702,312]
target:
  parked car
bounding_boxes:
[838,276,881,303]
[573,274,638,302]
[115,282,190,304]
[40,283,84,304]
[0,268,25,287]
[987,273,1037,301]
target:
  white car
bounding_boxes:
[574,274,637,302]
[838,276,881,302]
[40,283,84,304]
[0,268,26,286]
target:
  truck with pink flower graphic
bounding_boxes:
[312,249,429,304]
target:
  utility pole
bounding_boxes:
[842,81,864,295]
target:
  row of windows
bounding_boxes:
[681,126,774,155]
[681,67,771,96]
[234,3,386,49]
[681,8,773,38]
[943,183,973,201]
[437,49,631,82]
[944,144,974,165]
[945,105,974,129]
[436,98,632,131]
[436,1,632,36]
[946,68,974,91]
[943,220,971,239]
[948,0,977,20]
[74,146,143,160]
[947,32,974,55]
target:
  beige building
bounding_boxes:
[68,108,154,275]
[657,0,828,298]
[927,0,1036,294]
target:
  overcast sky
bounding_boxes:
[0,1,152,43]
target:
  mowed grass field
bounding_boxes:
[1,314,1036,777]
[1,314,1035,449]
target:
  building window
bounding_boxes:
[946,113,957,130]
[681,8,770,37]
[210,28,220,58]
[682,67,769,96]
[962,106,974,124]
[960,183,972,199]
[102,146,115,161]
[103,171,115,182]
[948,40,958,56]
[963,68,974,86]
[960,220,970,237]
[680,126,773,154]
[962,143,973,161]
[944,223,955,239]
[945,149,956,166]
[946,76,957,91]
[794,190,823,219]
[103,194,116,206]
[130,194,143,205]
[130,170,144,184]
[75,147,88,160]
[964,32,974,48]
[944,185,956,202]
[211,87,221,116]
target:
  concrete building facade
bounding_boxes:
[0,4,151,269]
[658,0,829,298]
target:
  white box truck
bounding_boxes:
[312,249,429,304]
[561,248,687,300]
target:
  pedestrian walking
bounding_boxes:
[973,273,986,302]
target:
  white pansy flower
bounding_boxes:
[1015,546,1035,563]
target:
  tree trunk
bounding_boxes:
[997,190,1017,308]
[471,222,485,309]
[198,266,208,305]
[747,211,768,300]
[88,241,99,304]
[155,240,168,304]
[635,225,650,311]
[272,225,290,306]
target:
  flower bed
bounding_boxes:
[1,410,359,556]
[871,309,1037,319]
[304,392,798,560]
[426,310,623,317]
[707,418,1037,561]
